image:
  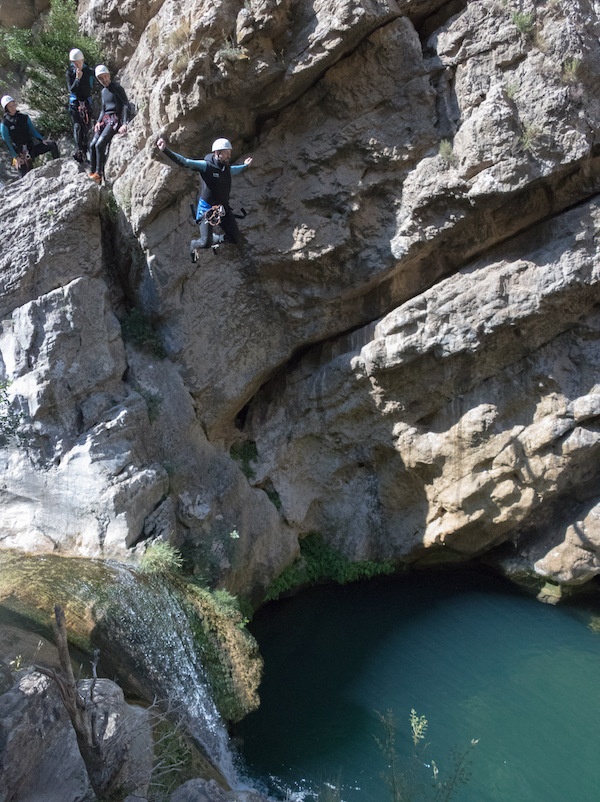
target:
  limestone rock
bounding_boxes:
[124,14,438,437]
[0,671,153,802]
[244,196,600,580]
[3,0,600,609]
[0,660,12,695]
[0,0,50,28]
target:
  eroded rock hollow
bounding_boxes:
[2,0,600,601]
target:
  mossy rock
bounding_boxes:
[0,550,261,722]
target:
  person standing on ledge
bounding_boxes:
[156,135,252,260]
[0,95,60,178]
[66,47,94,163]
[88,64,129,184]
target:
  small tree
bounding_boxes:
[374,708,479,802]
[35,605,132,800]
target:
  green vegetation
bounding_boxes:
[410,708,428,747]
[264,532,394,602]
[511,10,535,35]
[164,20,191,52]
[562,57,581,84]
[265,487,282,510]
[0,0,105,135]
[230,440,258,479]
[103,190,120,221]
[8,654,23,671]
[375,708,478,801]
[120,307,167,359]
[0,550,260,725]
[162,20,194,75]
[519,121,540,152]
[184,581,260,721]
[142,389,163,423]
[139,542,183,576]
[215,36,249,63]
[438,139,456,168]
[589,615,600,634]
[0,381,25,442]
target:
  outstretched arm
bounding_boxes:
[231,156,253,175]
[156,137,207,173]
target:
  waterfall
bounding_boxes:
[0,551,242,785]
[103,565,240,783]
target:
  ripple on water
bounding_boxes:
[237,568,600,802]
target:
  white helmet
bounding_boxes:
[69,48,84,61]
[95,64,110,78]
[1,95,14,110]
[212,138,232,151]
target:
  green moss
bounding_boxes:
[230,440,258,479]
[120,308,167,359]
[182,582,262,721]
[0,551,261,723]
[264,533,395,602]
[264,487,282,510]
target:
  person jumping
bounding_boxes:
[156,135,252,261]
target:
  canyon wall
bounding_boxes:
[1,0,600,598]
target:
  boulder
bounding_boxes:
[0,0,50,29]
[243,196,600,581]
[0,671,152,802]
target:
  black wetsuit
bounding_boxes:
[162,147,247,246]
[1,111,59,177]
[66,64,94,155]
[89,81,129,177]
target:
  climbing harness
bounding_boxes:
[205,204,226,226]
[78,100,90,128]
[187,197,248,263]
[101,112,121,132]
[13,145,33,174]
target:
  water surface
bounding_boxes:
[238,568,600,801]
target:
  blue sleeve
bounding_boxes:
[1,123,17,160]
[163,147,207,173]
[27,118,44,141]
[231,163,247,175]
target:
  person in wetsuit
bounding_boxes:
[156,135,252,258]
[88,65,129,184]
[66,48,94,162]
[1,95,60,178]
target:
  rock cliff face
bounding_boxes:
[2,0,600,597]
[0,671,153,802]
